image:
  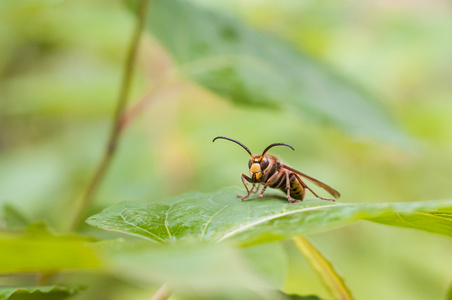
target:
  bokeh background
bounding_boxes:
[1,0,452,299]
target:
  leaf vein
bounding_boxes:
[413,212,452,223]
[119,209,165,242]
[201,203,232,239]
[164,198,186,240]
[217,204,345,242]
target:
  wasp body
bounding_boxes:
[213,136,340,203]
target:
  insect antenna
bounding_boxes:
[212,136,253,157]
[261,143,295,157]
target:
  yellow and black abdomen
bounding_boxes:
[287,176,305,200]
[270,172,306,201]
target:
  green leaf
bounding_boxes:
[99,239,280,300]
[86,187,452,246]
[446,281,452,300]
[293,236,353,300]
[2,204,29,229]
[282,294,326,300]
[0,286,80,300]
[242,243,287,289]
[0,225,101,273]
[0,0,65,12]
[144,0,408,144]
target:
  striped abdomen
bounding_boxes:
[269,173,306,201]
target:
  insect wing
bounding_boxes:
[282,164,341,198]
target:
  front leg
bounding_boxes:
[258,171,280,198]
[237,173,253,201]
[250,183,260,194]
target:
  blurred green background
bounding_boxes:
[1,0,452,299]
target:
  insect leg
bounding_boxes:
[285,171,302,203]
[250,183,260,194]
[237,173,253,201]
[258,170,280,198]
[294,175,335,202]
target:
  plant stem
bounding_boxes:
[69,0,150,231]
[120,80,184,130]
[38,272,54,285]
[151,283,172,300]
[292,236,354,300]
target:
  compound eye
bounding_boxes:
[248,159,252,168]
[261,158,269,170]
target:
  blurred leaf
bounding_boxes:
[447,281,452,300]
[0,0,65,12]
[0,148,68,219]
[99,239,280,300]
[0,224,101,273]
[293,236,353,300]
[2,204,29,229]
[242,242,287,289]
[0,286,80,300]
[282,294,326,300]
[86,187,452,246]
[143,0,408,144]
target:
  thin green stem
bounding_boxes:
[151,282,172,300]
[292,236,354,300]
[69,0,150,231]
